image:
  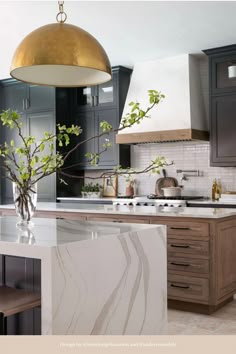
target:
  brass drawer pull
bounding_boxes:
[170,244,190,248]
[170,227,191,230]
[170,283,190,289]
[170,262,190,267]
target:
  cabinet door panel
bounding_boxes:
[28,111,56,201]
[97,74,117,108]
[97,108,118,167]
[73,86,96,111]
[27,85,55,111]
[211,95,236,165]
[211,55,236,95]
[2,83,26,113]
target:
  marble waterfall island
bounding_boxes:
[0,216,167,335]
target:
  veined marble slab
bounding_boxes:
[1,202,236,218]
[0,216,167,335]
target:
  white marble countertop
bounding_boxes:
[188,199,236,205]
[0,216,161,248]
[0,216,167,335]
[1,203,236,219]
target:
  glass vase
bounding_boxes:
[12,182,37,226]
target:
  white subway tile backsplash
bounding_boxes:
[129,142,236,197]
[85,141,236,197]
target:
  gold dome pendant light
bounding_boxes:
[10,1,111,87]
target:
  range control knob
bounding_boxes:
[164,203,168,207]
[170,204,174,207]
[144,203,148,206]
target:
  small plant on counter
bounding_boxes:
[81,183,102,198]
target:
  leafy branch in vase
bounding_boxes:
[0,89,171,201]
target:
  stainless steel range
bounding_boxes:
[112,195,205,209]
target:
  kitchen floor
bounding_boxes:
[168,296,236,334]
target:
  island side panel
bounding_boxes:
[0,254,41,334]
[46,226,167,335]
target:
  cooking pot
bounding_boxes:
[162,186,182,197]
[155,169,178,196]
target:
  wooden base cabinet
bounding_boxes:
[55,211,236,313]
[150,216,236,314]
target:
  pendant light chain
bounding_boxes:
[56,1,67,23]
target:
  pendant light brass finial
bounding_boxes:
[10,1,111,87]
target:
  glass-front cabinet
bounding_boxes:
[72,68,118,111]
[69,66,132,170]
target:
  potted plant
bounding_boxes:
[81,183,103,198]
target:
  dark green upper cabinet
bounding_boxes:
[0,79,55,113]
[1,80,26,113]
[70,66,132,170]
[26,84,55,112]
[204,44,236,166]
[0,79,56,203]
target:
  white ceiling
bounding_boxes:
[1,0,236,79]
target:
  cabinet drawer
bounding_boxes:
[168,275,209,302]
[168,257,209,275]
[168,238,209,258]
[166,221,209,237]
[87,216,149,224]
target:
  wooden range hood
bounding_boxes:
[116,54,209,144]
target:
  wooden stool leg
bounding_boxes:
[0,312,5,335]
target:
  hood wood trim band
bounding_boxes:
[116,129,209,144]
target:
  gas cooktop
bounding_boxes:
[113,195,207,208]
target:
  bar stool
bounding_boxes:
[0,285,41,335]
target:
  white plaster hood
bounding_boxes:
[116,54,209,144]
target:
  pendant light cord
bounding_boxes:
[56,1,67,23]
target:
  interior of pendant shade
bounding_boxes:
[10,65,112,87]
